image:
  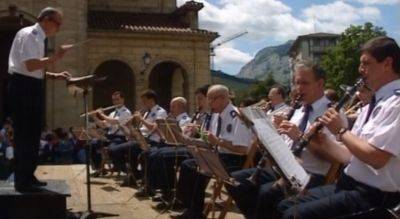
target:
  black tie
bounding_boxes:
[216,116,222,137]
[270,105,275,112]
[363,95,376,125]
[298,105,312,133]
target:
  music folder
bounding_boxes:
[239,107,310,192]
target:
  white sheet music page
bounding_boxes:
[240,107,310,191]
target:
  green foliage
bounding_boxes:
[236,73,284,103]
[321,22,386,92]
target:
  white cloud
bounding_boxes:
[177,0,383,73]
[349,0,400,5]
[213,46,253,67]
[302,1,381,33]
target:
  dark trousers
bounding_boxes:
[177,153,246,218]
[226,167,325,219]
[108,139,142,173]
[277,174,400,219]
[9,74,44,187]
[147,146,191,196]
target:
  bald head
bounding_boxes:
[170,97,187,117]
[207,85,229,99]
[207,84,231,113]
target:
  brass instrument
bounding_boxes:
[344,101,363,115]
[292,77,364,157]
[80,104,122,117]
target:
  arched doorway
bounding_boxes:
[93,60,135,110]
[148,61,188,111]
[0,6,35,123]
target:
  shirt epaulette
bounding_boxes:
[394,89,400,96]
[230,110,237,118]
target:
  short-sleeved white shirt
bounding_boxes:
[284,96,344,175]
[8,23,46,79]
[107,105,132,136]
[345,79,400,192]
[210,103,253,154]
[140,105,168,142]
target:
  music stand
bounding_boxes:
[67,75,117,218]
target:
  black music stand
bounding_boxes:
[67,75,117,218]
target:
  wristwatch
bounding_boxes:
[336,127,348,141]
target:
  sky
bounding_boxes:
[177,0,400,75]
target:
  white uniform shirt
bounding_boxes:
[140,105,168,142]
[8,23,46,79]
[107,106,132,136]
[210,103,253,154]
[285,96,343,175]
[176,112,191,128]
[345,79,400,192]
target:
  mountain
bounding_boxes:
[211,70,257,94]
[236,40,293,86]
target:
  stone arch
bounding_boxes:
[147,60,189,111]
[93,60,136,110]
[0,6,36,122]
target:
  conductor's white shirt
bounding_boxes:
[8,23,46,79]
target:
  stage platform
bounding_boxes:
[34,165,244,219]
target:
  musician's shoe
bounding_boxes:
[31,176,47,187]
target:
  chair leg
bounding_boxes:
[204,181,224,217]
[218,196,233,219]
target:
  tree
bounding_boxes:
[237,73,284,103]
[321,22,386,92]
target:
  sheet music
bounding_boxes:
[240,107,310,191]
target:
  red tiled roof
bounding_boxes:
[87,10,218,37]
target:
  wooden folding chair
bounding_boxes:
[204,140,259,218]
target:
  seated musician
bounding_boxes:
[266,85,289,116]
[277,36,400,219]
[135,96,192,198]
[89,91,131,175]
[107,89,167,183]
[225,59,348,219]
[171,84,254,219]
[139,85,211,206]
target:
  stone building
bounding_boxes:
[0,0,218,128]
[289,32,340,63]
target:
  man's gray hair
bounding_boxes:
[37,7,62,21]
[171,97,187,109]
[207,84,230,97]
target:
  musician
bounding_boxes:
[137,96,192,199]
[226,59,347,219]
[8,7,71,192]
[266,85,289,115]
[108,89,167,184]
[277,36,400,219]
[172,84,254,219]
[142,86,211,206]
[89,91,131,174]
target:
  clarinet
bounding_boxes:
[247,95,302,185]
[292,77,364,157]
